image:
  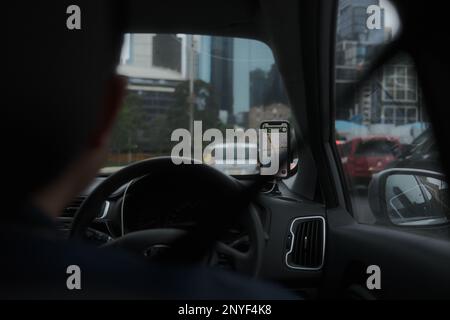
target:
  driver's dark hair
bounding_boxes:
[4,1,126,201]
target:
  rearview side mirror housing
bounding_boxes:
[368,168,449,227]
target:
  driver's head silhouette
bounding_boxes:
[5,1,125,216]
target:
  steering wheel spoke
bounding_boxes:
[215,241,250,263]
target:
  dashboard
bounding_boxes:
[59,174,327,295]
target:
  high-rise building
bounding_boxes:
[335,0,423,129]
[197,36,287,126]
[118,34,187,123]
[337,0,385,43]
[209,37,234,124]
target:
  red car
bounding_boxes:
[338,136,401,187]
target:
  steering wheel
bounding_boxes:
[70,157,264,277]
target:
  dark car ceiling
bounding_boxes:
[126,0,264,40]
[123,0,304,104]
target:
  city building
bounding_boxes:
[248,103,291,130]
[118,33,188,123]
[119,33,289,131]
[335,0,425,132]
[197,36,287,127]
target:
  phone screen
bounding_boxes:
[260,121,290,177]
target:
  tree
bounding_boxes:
[109,93,146,154]
[167,79,226,132]
[109,79,226,160]
[142,114,172,155]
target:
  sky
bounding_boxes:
[380,0,401,36]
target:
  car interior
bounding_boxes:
[24,0,450,300]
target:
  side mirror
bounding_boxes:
[368,168,449,226]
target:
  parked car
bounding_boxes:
[339,136,401,187]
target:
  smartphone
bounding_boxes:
[260,120,290,178]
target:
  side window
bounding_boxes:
[334,0,450,235]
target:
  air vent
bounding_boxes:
[285,216,325,270]
[62,197,86,218]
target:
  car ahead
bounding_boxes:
[203,142,259,176]
[339,136,401,187]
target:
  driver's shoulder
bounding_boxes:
[1,224,297,300]
[0,225,153,298]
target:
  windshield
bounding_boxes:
[105,34,291,175]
